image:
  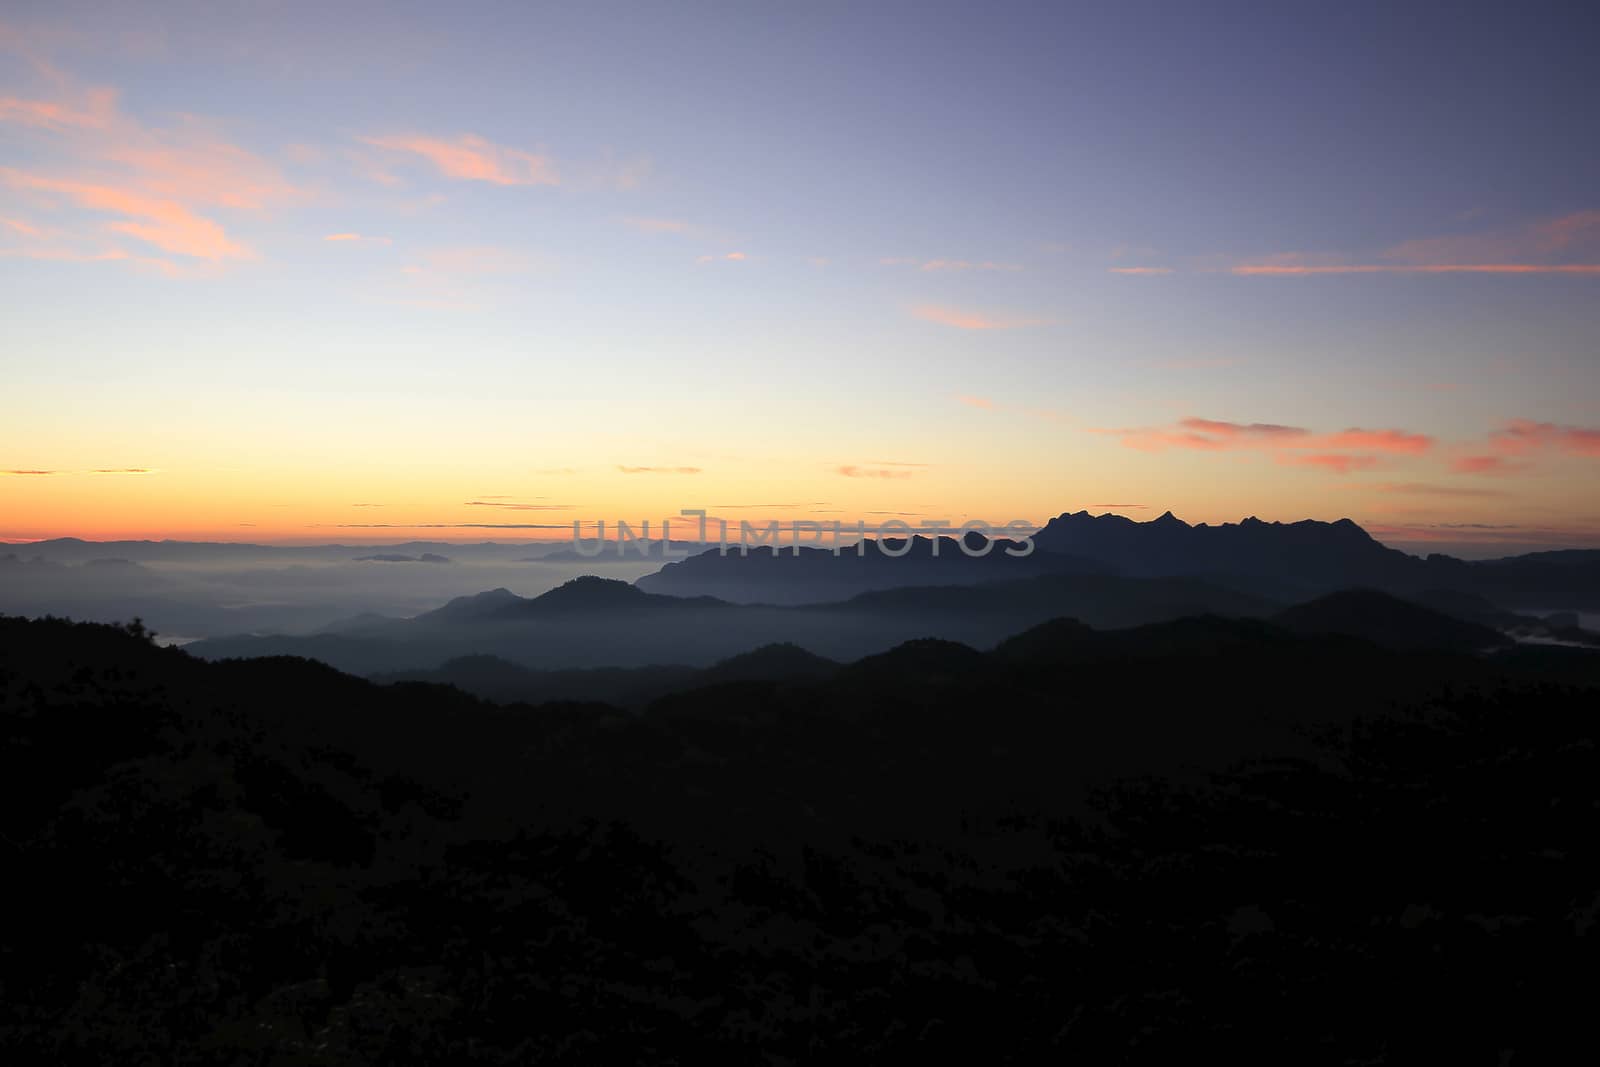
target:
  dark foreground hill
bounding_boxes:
[5,612,1600,1061]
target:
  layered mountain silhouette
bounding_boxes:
[635,511,1600,608]
[186,572,1281,675]
[634,532,1100,604]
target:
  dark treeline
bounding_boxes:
[3,612,1600,1062]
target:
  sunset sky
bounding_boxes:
[2,1,1597,553]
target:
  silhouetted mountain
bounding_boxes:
[1274,589,1511,652]
[632,510,1600,610]
[699,642,839,684]
[634,533,1104,604]
[354,552,452,563]
[1031,510,1421,592]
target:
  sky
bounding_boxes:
[2,0,1597,553]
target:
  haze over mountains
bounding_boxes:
[7,511,1598,672]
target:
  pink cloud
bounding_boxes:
[1102,416,1432,472]
[1451,455,1528,475]
[837,465,916,479]
[362,133,557,186]
[621,217,697,235]
[1234,210,1600,276]
[0,87,116,130]
[1279,454,1383,475]
[1234,262,1600,275]
[957,395,997,410]
[1315,428,1434,455]
[1108,266,1172,275]
[911,304,1050,330]
[0,169,249,259]
[0,65,301,266]
[1490,419,1600,458]
[919,259,1022,272]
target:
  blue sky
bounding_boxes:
[2,1,1597,551]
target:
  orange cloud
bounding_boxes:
[957,395,997,410]
[362,133,557,186]
[911,304,1050,330]
[1,216,42,235]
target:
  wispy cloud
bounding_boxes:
[919,259,1022,272]
[1364,482,1512,498]
[2,466,155,475]
[1108,266,1172,275]
[1106,417,1433,457]
[361,133,558,186]
[1233,211,1600,276]
[1451,455,1529,475]
[1490,418,1600,458]
[0,86,115,130]
[956,394,997,410]
[617,465,701,475]
[324,232,391,244]
[620,216,703,236]
[837,465,917,479]
[912,304,1051,330]
[1277,454,1383,475]
[0,171,251,260]
[0,61,301,265]
[463,500,574,511]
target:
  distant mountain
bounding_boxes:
[1274,589,1510,653]
[186,572,1284,675]
[1031,511,1420,593]
[635,533,1103,605]
[632,514,1407,606]
[532,539,711,562]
